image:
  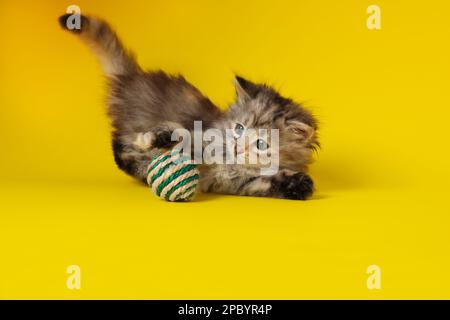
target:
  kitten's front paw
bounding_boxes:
[152,130,173,149]
[133,128,176,150]
[274,172,314,200]
[133,132,155,150]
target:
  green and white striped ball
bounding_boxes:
[146,150,199,202]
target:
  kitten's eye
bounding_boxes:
[256,139,269,151]
[234,123,245,137]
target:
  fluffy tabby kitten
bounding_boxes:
[59,14,319,200]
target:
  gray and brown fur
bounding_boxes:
[59,14,319,200]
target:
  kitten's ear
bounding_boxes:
[234,75,260,102]
[287,120,315,142]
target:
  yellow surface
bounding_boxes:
[1,0,449,299]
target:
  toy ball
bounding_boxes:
[146,150,199,202]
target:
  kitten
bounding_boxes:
[59,14,319,200]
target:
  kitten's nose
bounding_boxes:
[235,143,245,155]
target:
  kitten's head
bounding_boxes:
[218,76,318,172]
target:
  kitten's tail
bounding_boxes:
[58,14,140,77]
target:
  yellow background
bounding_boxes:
[1,0,449,299]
